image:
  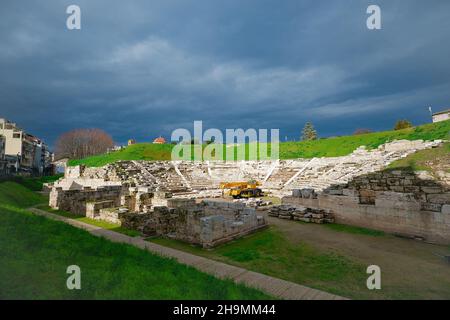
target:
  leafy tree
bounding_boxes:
[301,122,318,141]
[394,120,413,130]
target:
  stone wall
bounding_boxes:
[49,186,122,215]
[283,169,450,244]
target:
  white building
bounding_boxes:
[0,118,23,156]
[432,109,450,123]
[0,118,52,174]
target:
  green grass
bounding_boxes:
[0,181,47,208]
[323,223,385,237]
[37,205,141,237]
[150,227,377,299]
[69,120,450,167]
[388,142,450,173]
[2,174,64,191]
[0,182,270,299]
[279,119,450,159]
[69,143,174,167]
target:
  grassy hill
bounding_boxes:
[0,181,269,299]
[388,142,450,174]
[69,120,450,167]
[0,181,47,208]
[2,174,64,191]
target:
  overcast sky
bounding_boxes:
[1,0,449,147]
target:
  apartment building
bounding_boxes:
[0,135,6,175]
[0,118,52,175]
[0,135,4,157]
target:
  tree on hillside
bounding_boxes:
[55,128,114,160]
[353,128,373,135]
[394,119,413,130]
[301,122,318,141]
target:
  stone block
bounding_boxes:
[421,202,442,212]
[421,187,444,194]
[167,198,196,208]
[402,179,414,186]
[389,186,405,192]
[387,178,399,186]
[374,192,420,211]
[404,186,420,193]
[360,189,376,197]
[427,193,450,205]
[370,185,384,191]
[378,192,416,202]
[442,205,450,214]
[242,208,256,216]
[327,189,344,196]
[301,188,315,199]
[343,189,359,197]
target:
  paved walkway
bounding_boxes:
[28,207,347,300]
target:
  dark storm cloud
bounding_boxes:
[0,0,449,146]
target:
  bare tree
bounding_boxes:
[55,128,114,160]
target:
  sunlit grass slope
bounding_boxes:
[69,120,450,167]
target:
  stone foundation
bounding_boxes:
[49,182,267,248]
[284,169,450,244]
[114,199,267,248]
[49,186,122,215]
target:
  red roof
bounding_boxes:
[153,137,166,144]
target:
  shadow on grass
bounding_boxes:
[323,223,385,237]
[35,204,140,237]
[149,227,373,299]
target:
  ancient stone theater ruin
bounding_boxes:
[47,139,450,246]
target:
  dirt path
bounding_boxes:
[267,216,450,299]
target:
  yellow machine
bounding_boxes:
[219,181,263,199]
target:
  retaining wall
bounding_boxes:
[283,169,450,244]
